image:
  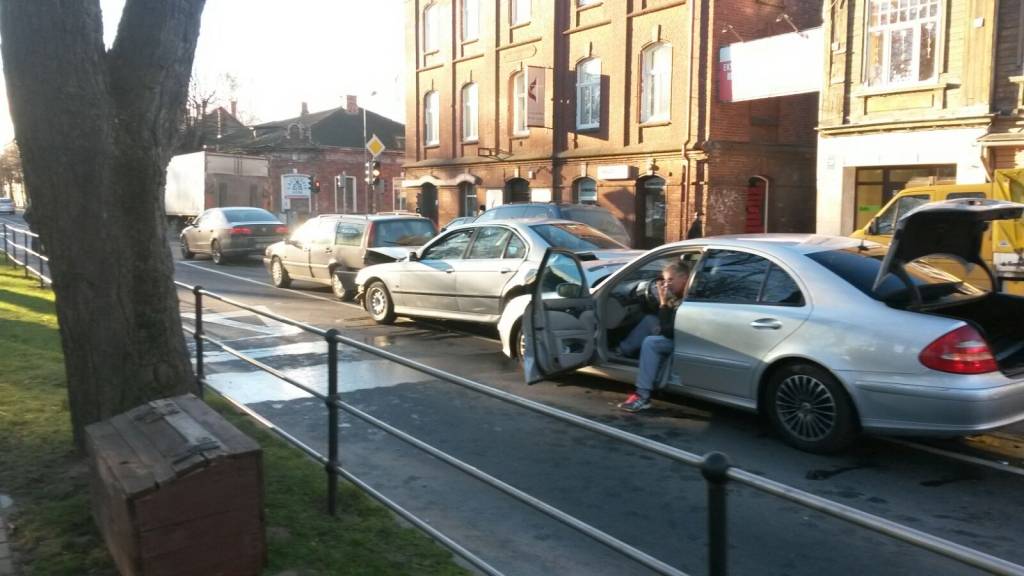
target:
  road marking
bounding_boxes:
[181,307,304,338]
[883,438,1024,478]
[175,260,364,309]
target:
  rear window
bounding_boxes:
[221,208,277,223]
[371,219,436,247]
[563,208,629,241]
[806,248,984,306]
[530,222,625,251]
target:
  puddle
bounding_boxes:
[0,493,13,509]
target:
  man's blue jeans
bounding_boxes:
[619,315,673,400]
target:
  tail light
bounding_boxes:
[230,226,252,235]
[275,226,289,234]
[919,325,998,375]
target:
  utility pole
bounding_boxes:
[362,90,377,214]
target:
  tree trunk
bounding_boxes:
[1,0,206,448]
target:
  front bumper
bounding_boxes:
[845,372,1024,435]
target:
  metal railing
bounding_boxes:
[174,281,1024,576]
[1,223,50,287]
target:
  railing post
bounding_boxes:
[192,286,205,398]
[325,329,340,516]
[701,451,732,576]
[2,223,8,265]
[37,245,44,288]
[21,231,28,279]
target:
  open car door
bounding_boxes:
[874,198,1024,297]
[523,249,599,384]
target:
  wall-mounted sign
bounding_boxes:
[531,188,552,203]
[281,173,310,211]
[597,165,633,180]
[719,27,823,103]
[527,66,545,127]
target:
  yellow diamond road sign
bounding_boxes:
[366,134,386,158]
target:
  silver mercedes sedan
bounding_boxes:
[354,219,641,325]
[499,199,1024,453]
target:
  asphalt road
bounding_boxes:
[169,247,1024,576]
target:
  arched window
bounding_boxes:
[576,58,601,130]
[287,123,301,140]
[512,72,528,136]
[462,83,478,142]
[423,3,440,53]
[573,178,597,205]
[459,182,478,217]
[505,178,530,203]
[640,43,672,123]
[424,91,439,146]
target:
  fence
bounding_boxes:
[1,224,1019,575]
[1,223,50,287]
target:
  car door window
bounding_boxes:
[290,220,319,244]
[312,219,337,245]
[876,195,930,235]
[504,234,527,259]
[336,222,365,246]
[688,250,770,303]
[421,229,474,260]
[759,264,805,306]
[467,226,512,259]
[946,192,986,200]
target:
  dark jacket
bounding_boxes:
[658,301,679,340]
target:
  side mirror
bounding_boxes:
[408,250,419,262]
[523,267,538,286]
[867,219,880,236]
[556,283,582,299]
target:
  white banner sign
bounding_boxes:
[527,66,545,127]
[719,27,823,103]
[281,173,310,211]
[597,165,633,180]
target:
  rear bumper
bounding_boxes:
[221,236,281,255]
[845,372,1024,435]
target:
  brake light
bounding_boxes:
[230,226,252,235]
[275,226,289,234]
[919,325,998,374]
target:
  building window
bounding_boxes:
[512,0,531,26]
[424,91,440,146]
[573,178,597,205]
[865,0,940,87]
[578,0,600,6]
[576,58,601,130]
[459,182,478,216]
[423,3,440,53]
[512,72,529,136]
[462,0,479,41]
[854,165,955,230]
[640,43,672,123]
[462,83,479,141]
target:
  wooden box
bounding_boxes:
[85,394,264,576]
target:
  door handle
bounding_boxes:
[750,318,782,330]
[499,267,511,274]
[445,268,454,274]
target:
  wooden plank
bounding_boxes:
[143,529,264,576]
[174,394,261,456]
[133,458,261,532]
[86,420,156,499]
[108,413,177,491]
[138,507,263,558]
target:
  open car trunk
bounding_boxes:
[925,293,1024,377]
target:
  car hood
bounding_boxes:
[874,198,1024,291]
[574,249,645,262]
[366,246,421,261]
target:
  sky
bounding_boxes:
[0,0,407,144]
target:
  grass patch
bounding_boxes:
[0,266,468,575]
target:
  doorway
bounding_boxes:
[745,177,768,234]
[505,178,530,203]
[636,176,666,249]
[419,183,438,222]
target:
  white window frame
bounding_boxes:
[576,58,601,130]
[512,0,531,26]
[864,0,942,88]
[577,0,600,6]
[423,3,440,53]
[462,83,479,142]
[640,43,672,124]
[574,178,598,205]
[462,0,479,41]
[512,72,529,136]
[424,91,440,146]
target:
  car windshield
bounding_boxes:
[221,208,277,223]
[806,247,986,306]
[372,219,436,246]
[562,208,629,241]
[531,222,625,251]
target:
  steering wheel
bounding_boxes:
[634,280,661,312]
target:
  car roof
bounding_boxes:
[664,234,881,256]
[314,212,430,222]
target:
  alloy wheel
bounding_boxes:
[774,374,837,442]
[369,287,388,318]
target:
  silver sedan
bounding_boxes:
[354,219,641,325]
[500,199,1024,452]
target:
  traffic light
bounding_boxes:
[311,176,321,195]
[370,160,381,186]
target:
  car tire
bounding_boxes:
[270,257,291,288]
[766,363,858,454]
[331,270,355,301]
[365,280,396,324]
[180,238,195,260]
[511,322,526,364]
[211,240,226,265]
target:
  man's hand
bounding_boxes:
[657,279,670,307]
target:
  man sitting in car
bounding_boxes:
[616,260,692,412]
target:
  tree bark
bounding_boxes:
[1,0,206,448]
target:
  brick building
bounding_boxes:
[817,0,1024,235]
[401,0,820,247]
[216,97,405,224]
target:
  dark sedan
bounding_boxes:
[180,207,288,264]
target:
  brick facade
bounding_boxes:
[402,0,820,247]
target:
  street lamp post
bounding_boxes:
[362,91,377,213]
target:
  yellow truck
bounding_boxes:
[852,169,1024,294]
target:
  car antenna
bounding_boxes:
[857,235,869,252]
